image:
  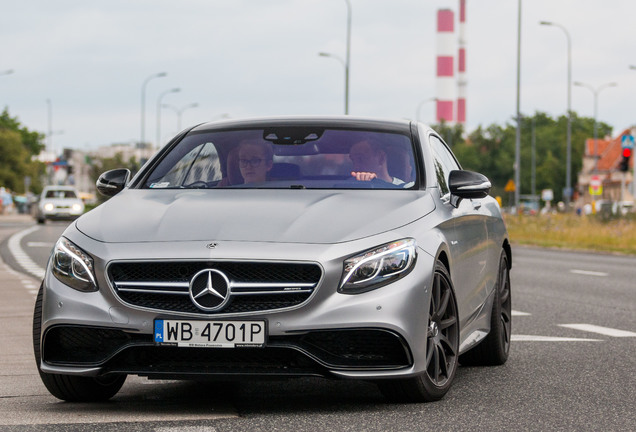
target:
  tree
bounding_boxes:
[0,109,46,193]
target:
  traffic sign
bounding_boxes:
[541,189,553,202]
[621,134,634,149]
[504,179,516,192]
[589,175,602,196]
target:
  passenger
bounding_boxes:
[349,139,405,185]
[237,140,274,184]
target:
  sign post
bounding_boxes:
[589,175,602,214]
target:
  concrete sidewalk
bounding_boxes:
[0,213,36,225]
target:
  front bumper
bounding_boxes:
[39,232,435,380]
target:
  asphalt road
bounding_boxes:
[0,217,634,431]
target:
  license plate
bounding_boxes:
[154,319,266,348]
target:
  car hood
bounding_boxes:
[76,189,435,244]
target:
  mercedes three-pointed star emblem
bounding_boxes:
[189,269,231,311]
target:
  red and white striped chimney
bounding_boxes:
[436,9,455,123]
[457,0,467,124]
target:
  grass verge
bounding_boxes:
[504,213,636,255]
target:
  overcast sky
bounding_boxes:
[2,0,636,152]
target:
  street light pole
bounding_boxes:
[573,81,617,172]
[415,98,437,122]
[540,20,572,207]
[162,102,198,131]
[628,66,636,197]
[318,0,351,115]
[318,52,347,114]
[156,88,180,149]
[344,0,351,115]
[515,0,522,211]
[141,72,167,147]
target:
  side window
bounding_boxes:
[147,141,221,187]
[429,135,460,196]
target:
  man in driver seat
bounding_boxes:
[349,139,405,185]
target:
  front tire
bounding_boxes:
[379,261,459,402]
[33,285,126,402]
[459,249,511,366]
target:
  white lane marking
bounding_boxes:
[7,226,46,280]
[512,310,531,316]
[512,335,602,342]
[0,253,40,297]
[26,241,54,248]
[558,324,636,338]
[155,427,217,432]
[569,269,608,277]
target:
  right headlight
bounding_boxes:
[51,237,97,292]
[339,238,417,294]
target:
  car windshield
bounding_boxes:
[45,190,77,199]
[142,128,417,190]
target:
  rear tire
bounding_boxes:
[33,285,126,402]
[459,249,511,366]
[379,261,459,403]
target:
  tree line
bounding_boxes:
[434,111,612,204]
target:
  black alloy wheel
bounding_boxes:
[378,260,459,402]
[425,261,459,387]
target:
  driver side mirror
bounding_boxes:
[96,169,131,197]
[448,170,491,207]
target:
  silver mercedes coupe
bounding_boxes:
[33,116,512,403]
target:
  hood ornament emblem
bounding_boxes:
[206,242,218,249]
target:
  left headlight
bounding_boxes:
[51,237,97,292]
[339,238,417,294]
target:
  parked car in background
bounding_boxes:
[34,185,84,224]
[33,116,511,403]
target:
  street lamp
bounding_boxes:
[319,52,348,115]
[573,81,617,172]
[318,0,351,115]
[540,20,572,207]
[156,88,180,149]
[140,72,167,146]
[514,0,522,211]
[415,98,437,122]
[162,102,198,131]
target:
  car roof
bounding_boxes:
[189,116,414,135]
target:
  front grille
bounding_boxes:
[108,261,322,314]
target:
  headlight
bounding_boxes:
[71,203,83,213]
[44,203,54,212]
[339,238,417,294]
[51,237,97,292]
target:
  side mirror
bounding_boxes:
[96,169,131,197]
[448,170,491,207]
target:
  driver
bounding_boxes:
[349,139,405,185]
